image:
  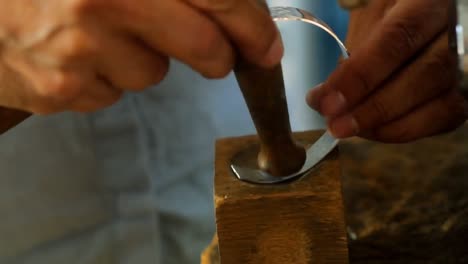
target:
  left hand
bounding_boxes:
[307,0,468,143]
[0,0,282,114]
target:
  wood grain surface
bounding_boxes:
[202,123,468,264]
[212,130,349,264]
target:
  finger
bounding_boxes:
[328,32,456,138]
[4,54,121,114]
[345,0,397,50]
[367,90,468,143]
[187,0,283,68]
[67,77,122,113]
[0,60,36,111]
[84,0,235,78]
[308,0,449,117]
[95,33,169,91]
[24,24,100,70]
[28,23,170,91]
[3,56,88,113]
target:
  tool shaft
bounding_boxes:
[234,60,305,177]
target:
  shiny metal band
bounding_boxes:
[230,6,349,184]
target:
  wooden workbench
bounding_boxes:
[202,123,468,263]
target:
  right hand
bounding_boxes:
[307,0,467,143]
[0,0,283,114]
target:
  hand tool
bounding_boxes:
[231,6,349,184]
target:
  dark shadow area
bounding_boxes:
[340,124,468,263]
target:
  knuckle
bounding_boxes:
[368,97,391,123]
[67,0,95,15]
[191,22,224,59]
[87,92,122,112]
[126,57,170,90]
[67,0,135,24]
[189,21,235,76]
[341,60,373,101]
[411,42,455,100]
[426,47,456,84]
[427,46,452,72]
[57,30,97,63]
[202,62,232,79]
[36,72,82,102]
[102,91,123,107]
[382,18,421,58]
[122,77,149,91]
[214,64,233,78]
[199,54,234,79]
[67,0,116,15]
[243,17,277,62]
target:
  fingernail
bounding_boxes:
[263,32,284,67]
[328,114,360,138]
[320,90,347,117]
[306,83,326,111]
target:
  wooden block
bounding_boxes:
[213,130,348,264]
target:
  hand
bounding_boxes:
[307,0,468,143]
[0,0,283,114]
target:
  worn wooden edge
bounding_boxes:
[201,235,219,264]
[211,130,349,264]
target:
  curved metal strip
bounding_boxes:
[270,7,349,58]
[231,6,349,184]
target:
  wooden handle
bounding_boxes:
[234,61,306,176]
[0,107,31,135]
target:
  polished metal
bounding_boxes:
[231,6,349,184]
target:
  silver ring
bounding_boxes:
[230,6,349,184]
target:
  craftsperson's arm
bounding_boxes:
[309,0,467,143]
[0,0,282,114]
